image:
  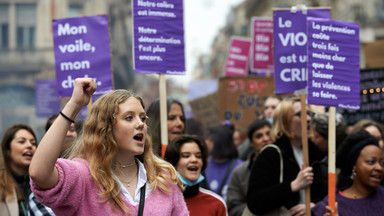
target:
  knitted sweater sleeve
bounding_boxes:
[170,184,189,216]
[30,158,89,214]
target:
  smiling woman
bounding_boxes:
[146,98,186,156]
[164,135,228,216]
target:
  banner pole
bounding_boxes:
[300,93,311,216]
[159,74,168,158]
[328,106,336,216]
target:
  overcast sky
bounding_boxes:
[170,0,243,84]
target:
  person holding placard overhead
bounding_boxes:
[312,131,384,216]
[246,97,325,216]
[29,78,188,215]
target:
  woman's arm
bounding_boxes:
[29,78,96,189]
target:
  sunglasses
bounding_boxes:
[293,111,315,118]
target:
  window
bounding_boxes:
[16,4,36,49]
[0,4,9,49]
[68,4,83,18]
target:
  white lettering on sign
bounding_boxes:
[280,68,307,82]
[278,32,307,46]
[58,23,87,36]
[60,60,90,71]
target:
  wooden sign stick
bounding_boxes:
[300,93,311,216]
[159,74,168,158]
[328,106,336,216]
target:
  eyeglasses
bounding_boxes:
[293,111,315,118]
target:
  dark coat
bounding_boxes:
[246,135,325,214]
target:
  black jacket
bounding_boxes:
[246,135,325,214]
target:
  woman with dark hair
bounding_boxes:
[146,98,186,156]
[204,125,243,200]
[227,119,271,216]
[247,97,325,216]
[0,124,53,215]
[312,131,384,215]
[164,135,228,215]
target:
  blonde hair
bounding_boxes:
[270,97,301,142]
[67,90,182,213]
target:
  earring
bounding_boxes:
[350,170,356,180]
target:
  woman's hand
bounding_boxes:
[291,166,314,192]
[323,203,338,216]
[290,204,305,216]
[68,78,97,110]
[324,202,339,216]
[290,202,315,216]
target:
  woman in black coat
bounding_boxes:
[246,97,325,216]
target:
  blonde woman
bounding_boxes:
[246,97,325,216]
[29,78,188,215]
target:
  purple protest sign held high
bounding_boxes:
[273,8,330,94]
[225,37,251,77]
[307,18,360,109]
[52,15,113,97]
[132,0,185,75]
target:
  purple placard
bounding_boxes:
[35,79,61,117]
[224,37,251,77]
[273,8,330,94]
[307,18,360,109]
[132,0,185,75]
[52,15,113,97]
[250,17,274,75]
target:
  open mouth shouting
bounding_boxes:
[23,152,33,160]
[133,133,144,143]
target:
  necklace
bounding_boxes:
[119,169,138,187]
[113,160,136,168]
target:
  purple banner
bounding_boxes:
[35,79,61,117]
[307,18,360,109]
[273,8,330,94]
[132,0,185,75]
[225,37,251,77]
[52,15,113,97]
[250,17,274,75]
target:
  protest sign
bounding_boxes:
[218,76,274,127]
[52,15,113,97]
[250,17,274,75]
[35,79,60,117]
[307,18,360,109]
[189,93,221,129]
[132,0,185,75]
[342,68,384,125]
[273,8,330,94]
[224,37,251,77]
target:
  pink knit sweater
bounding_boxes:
[31,158,189,216]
